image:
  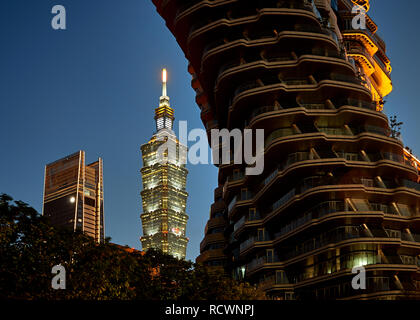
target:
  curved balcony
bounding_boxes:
[187,6,320,42]
[229,76,372,118]
[228,172,420,222]
[243,228,420,275]
[205,216,226,231]
[196,247,226,264]
[264,123,393,148]
[261,275,415,300]
[200,231,225,251]
[215,53,352,95]
[234,197,420,244]
[244,101,385,131]
[201,27,342,70]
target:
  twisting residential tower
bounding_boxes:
[152,0,420,299]
[140,69,189,259]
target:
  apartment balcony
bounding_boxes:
[201,23,342,69]
[225,171,245,184]
[182,0,317,35]
[206,216,226,231]
[196,248,226,264]
[345,41,375,73]
[245,99,379,128]
[210,200,225,215]
[264,123,393,149]
[239,200,420,249]
[216,50,348,91]
[227,189,254,216]
[246,252,280,274]
[373,54,391,76]
[257,275,400,300]
[233,210,261,234]
[200,232,225,251]
[240,233,271,253]
[342,23,385,56]
[261,176,420,221]
[246,245,420,282]
[227,195,237,214]
[228,172,420,234]
[274,200,349,238]
[230,75,371,116]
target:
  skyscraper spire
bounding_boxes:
[162,68,167,97]
[155,68,174,131]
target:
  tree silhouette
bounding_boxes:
[389,115,403,139]
[0,194,266,300]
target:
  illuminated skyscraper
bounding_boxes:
[43,151,105,243]
[140,69,189,259]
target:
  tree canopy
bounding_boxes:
[0,194,266,300]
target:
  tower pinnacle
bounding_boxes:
[162,68,167,97]
[155,68,174,132]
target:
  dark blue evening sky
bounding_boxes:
[1,0,419,261]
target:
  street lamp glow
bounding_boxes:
[70,196,76,203]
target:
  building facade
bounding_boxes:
[152,0,420,299]
[140,69,189,259]
[43,150,104,243]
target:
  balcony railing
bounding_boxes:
[228,190,255,215]
[346,41,376,67]
[279,226,377,262]
[264,128,296,146]
[342,23,386,52]
[246,252,279,273]
[203,22,343,60]
[266,176,420,220]
[272,189,296,212]
[317,127,352,136]
[227,196,237,213]
[246,99,378,126]
[226,171,245,183]
[274,201,349,239]
[373,54,391,76]
[240,233,271,252]
[258,149,417,195]
[265,126,355,147]
[233,72,368,108]
[233,211,261,232]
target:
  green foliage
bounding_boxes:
[0,194,266,300]
[390,115,403,139]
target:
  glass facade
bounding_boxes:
[43,151,104,243]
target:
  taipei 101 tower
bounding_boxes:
[140,69,189,259]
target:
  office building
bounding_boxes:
[43,151,104,243]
